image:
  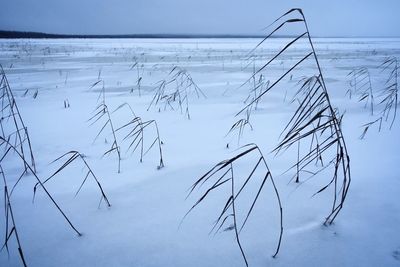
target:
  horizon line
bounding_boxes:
[1,30,399,39]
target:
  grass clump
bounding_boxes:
[237,8,351,225]
[33,151,111,208]
[350,57,398,138]
[183,144,282,266]
[347,67,374,115]
[147,66,206,119]
[0,65,36,173]
[0,137,82,266]
[114,103,164,169]
[89,102,122,173]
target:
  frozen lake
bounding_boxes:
[0,38,399,267]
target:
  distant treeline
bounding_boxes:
[0,30,271,39]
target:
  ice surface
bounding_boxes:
[0,38,399,267]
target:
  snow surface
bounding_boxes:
[0,38,399,267]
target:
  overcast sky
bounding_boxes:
[1,0,399,37]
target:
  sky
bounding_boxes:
[0,0,400,37]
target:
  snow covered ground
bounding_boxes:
[0,38,399,267]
